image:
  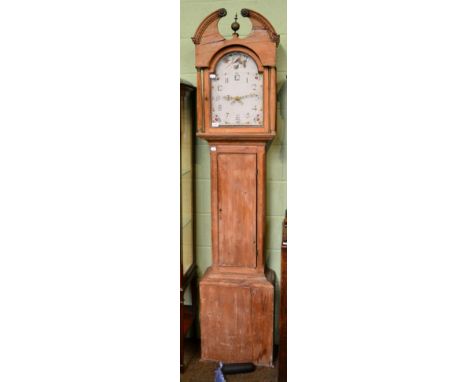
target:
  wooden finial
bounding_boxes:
[231,13,240,36]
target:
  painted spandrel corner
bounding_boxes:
[181,2,286,379]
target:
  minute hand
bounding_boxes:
[240,93,258,99]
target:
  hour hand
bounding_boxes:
[224,95,243,104]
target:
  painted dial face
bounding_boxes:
[210,52,263,127]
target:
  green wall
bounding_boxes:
[181,0,287,342]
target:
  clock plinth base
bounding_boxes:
[199,267,274,367]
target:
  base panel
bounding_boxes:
[199,267,274,366]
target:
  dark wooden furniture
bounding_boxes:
[278,211,287,381]
[180,263,197,372]
[180,81,197,373]
[192,9,279,366]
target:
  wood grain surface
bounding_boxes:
[218,153,257,268]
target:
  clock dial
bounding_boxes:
[210,52,263,127]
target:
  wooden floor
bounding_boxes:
[181,339,278,382]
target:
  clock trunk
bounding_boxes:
[199,142,273,366]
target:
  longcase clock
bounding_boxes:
[192,8,279,366]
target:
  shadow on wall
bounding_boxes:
[278,79,287,155]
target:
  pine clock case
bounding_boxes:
[192,8,279,367]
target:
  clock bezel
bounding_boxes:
[200,45,274,138]
[209,49,265,128]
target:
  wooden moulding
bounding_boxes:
[195,69,204,134]
[192,8,279,68]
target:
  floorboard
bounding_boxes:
[181,339,278,382]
